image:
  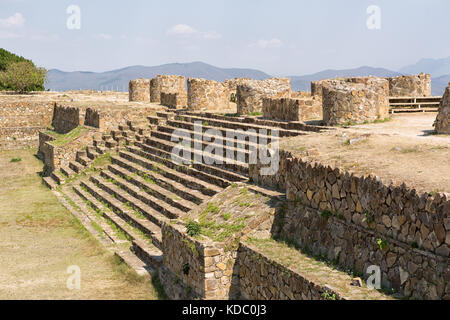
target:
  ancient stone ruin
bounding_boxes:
[388,73,431,97]
[187,78,230,111]
[435,83,450,134]
[150,75,186,104]
[160,92,187,109]
[322,77,390,125]
[129,78,151,102]
[3,70,448,301]
[236,78,291,115]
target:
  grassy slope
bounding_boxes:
[0,149,162,300]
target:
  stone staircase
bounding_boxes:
[43,110,312,275]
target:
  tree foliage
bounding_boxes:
[0,48,47,92]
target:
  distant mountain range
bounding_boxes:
[46,60,450,96]
[400,56,450,78]
[46,62,270,92]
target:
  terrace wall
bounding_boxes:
[150,75,186,103]
[187,78,230,111]
[236,78,291,116]
[249,151,450,300]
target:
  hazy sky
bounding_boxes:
[1,0,449,75]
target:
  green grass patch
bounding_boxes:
[10,157,22,163]
[48,126,89,147]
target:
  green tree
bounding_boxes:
[0,61,47,93]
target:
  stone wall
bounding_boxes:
[129,79,150,102]
[262,96,322,122]
[150,75,186,103]
[187,78,230,111]
[388,73,431,97]
[52,104,81,133]
[39,104,156,174]
[161,91,187,109]
[0,100,53,150]
[236,78,291,116]
[249,152,450,299]
[434,83,450,134]
[39,129,96,174]
[322,77,389,125]
[236,243,342,300]
[224,78,252,101]
[160,222,236,300]
[311,81,325,97]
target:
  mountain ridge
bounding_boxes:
[46,61,449,96]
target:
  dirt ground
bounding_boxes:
[281,113,449,194]
[0,149,163,300]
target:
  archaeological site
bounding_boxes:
[1,68,448,301]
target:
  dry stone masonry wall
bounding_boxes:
[250,151,450,299]
[187,78,230,111]
[150,75,186,103]
[161,92,187,109]
[434,83,450,134]
[388,73,431,97]
[236,78,291,115]
[0,100,53,150]
[262,96,322,122]
[322,77,389,125]
[161,223,236,300]
[129,79,151,102]
[52,104,81,133]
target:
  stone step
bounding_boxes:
[95,145,107,155]
[60,166,76,179]
[179,111,328,132]
[76,154,91,167]
[110,156,209,205]
[172,115,306,138]
[142,135,250,177]
[51,170,66,185]
[69,160,85,174]
[127,145,232,190]
[120,149,223,197]
[102,134,112,141]
[165,119,282,143]
[67,185,126,244]
[79,179,165,246]
[99,169,186,219]
[69,185,162,267]
[151,127,256,154]
[147,116,164,125]
[107,164,197,212]
[86,147,100,160]
[156,111,175,120]
[105,139,118,148]
[93,139,106,147]
[42,176,57,189]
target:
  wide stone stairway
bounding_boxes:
[43,111,314,273]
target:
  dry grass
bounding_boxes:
[0,149,161,300]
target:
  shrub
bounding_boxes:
[0,61,47,93]
[186,220,201,237]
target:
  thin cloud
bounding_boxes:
[0,13,25,28]
[166,24,221,40]
[94,33,113,40]
[167,24,197,36]
[251,38,284,49]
